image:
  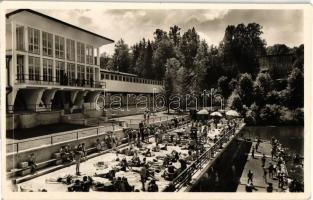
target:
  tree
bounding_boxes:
[228,78,238,91]
[112,39,131,72]
[192,40,210,98]
[227,90,243,112]
[143,40,154,79]
[254,71,272,106]
[266,44,290,55]
[238,73,254,106]
[217,76,230,98]
[179,27,200,69]
[259,104,282,125]
[291,44,304,70]
[286,68,304,109]
[169,25,181,46]
[164,59,177,114]
[100,52,111,69]
[220,23,266,76]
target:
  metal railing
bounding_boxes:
[15,74,104,89]
[164,125,240,192]
[6,122,119,154]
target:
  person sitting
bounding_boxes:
[119,158,130,172]
[179,159,187,173]
[171,150,180,162]
[121,177,134,192]
[68,179,82,192]
[152,144,161,152]
[28,153,37,174]
[130,155,141,167]
[145,149,153,157]
[147,179,159,192]
[266,183,273,192]
[96,139,102,152]
[60,146,68,163]
[81,176,93,192]
[160,144,168,151]
[188,140,196,150]
[65,145,74,161]
[141,157,147,167]
[101,138,107,151]
[163,164,177,181]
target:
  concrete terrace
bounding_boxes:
[236,141,287,192]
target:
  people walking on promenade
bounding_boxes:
[263,167,268,183]
[247,170,254,184]
[251,146,255,159]
[262,154,266,167]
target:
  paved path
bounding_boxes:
[237,140,284,192]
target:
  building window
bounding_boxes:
[67,63,76,85]
[66,39,75,61]
[77,42,85,63]
[29,56,40,81]
[86,66,94,86]
[77,65,85,86]
[16,25,24,51]
[106,74,109,80]
[42,31,53,57]
[86,45,94,65]
[55,35,65,59]
[101,73,104,80]
[55,61,65,83]
[28,27,40,54]
[43,59,53,82]
[16,56,24,81]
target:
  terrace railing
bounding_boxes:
[164,125,240,192]
[6,122,119,154]
[15,74,104,89]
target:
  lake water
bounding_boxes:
[242,126,304,155]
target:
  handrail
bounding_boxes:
[15,74,104,88]
[164,125,239,191]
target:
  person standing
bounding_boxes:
[247,170,254,184]
[139,121,145,143]
[140,165,148,191]
[75,149,82,176]
[251,146,255,159]
[261,154,266,167]
[263,167,268,183]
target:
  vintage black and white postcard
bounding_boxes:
[0,2,311,200]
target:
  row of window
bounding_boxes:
[16,25,95,65]
[101,73,163,85]
[16,55,96,84]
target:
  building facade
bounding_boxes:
[6,9,163,130]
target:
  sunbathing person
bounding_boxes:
[94,169,117,181]
[46,174,74,185]
[163,164,178,181]
[147,179,159,192]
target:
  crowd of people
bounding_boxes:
[245,136,304,193]
[20,113,243,192]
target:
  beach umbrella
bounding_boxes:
[197,109,209,115]
[226,110,240,118]
[210,111,222,118]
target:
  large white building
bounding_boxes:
[6,9,163,130]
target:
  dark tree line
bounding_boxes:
[100,23,304,125]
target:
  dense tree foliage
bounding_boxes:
[99,23,303,125]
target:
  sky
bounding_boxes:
[38,9,304,55]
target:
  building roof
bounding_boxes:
[100,69,138,77]
[6,9,114,43]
